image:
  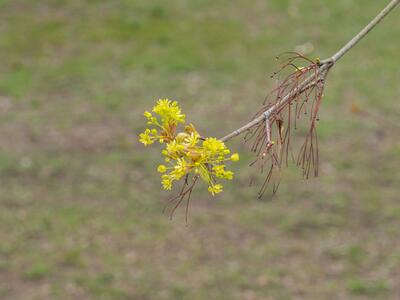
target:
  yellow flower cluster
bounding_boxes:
[139,99,185,145]
[139,99,239,196]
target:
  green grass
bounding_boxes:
[0,0,399,299]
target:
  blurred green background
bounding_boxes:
[0,0,399,299]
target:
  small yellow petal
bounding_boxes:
[231,153,239,162]
[208,184,223,195]
[157,165,167,173]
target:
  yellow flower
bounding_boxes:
[157,165,167,173]
[208,184,223,195]
[153,99,185,126]
[202,138,231,164]
[165,140,184,158]
[231,153,240,162]
[203,137,227,156]
[213,165,233,179]
[213,165,224,176]
[170,158,187,180]
[223,170,233,180]
[144,111,158,125]
[161,174,172,190]
[186,132,200,147]
[139,129,154,146]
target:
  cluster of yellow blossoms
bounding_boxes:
[139,99,239,195]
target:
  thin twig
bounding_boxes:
[321,0,400,64]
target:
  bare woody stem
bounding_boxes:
[321,0,400,64]
[220,0,399,143]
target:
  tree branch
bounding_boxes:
[220,0,399,143]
